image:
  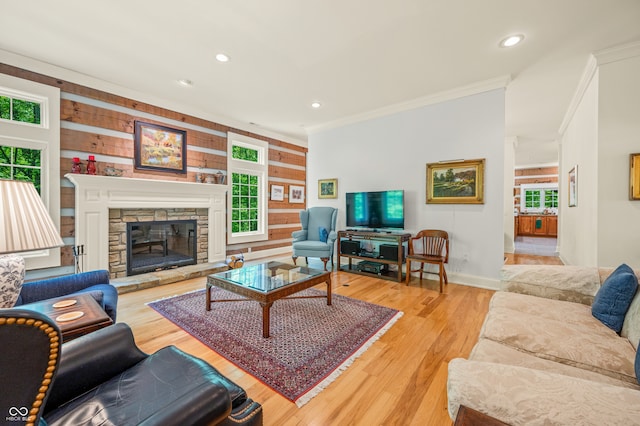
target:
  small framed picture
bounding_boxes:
[289,185,305,203]
[630,154,640,200]
[270,184,285,201]
[318,178,338,199]
[568,165,578,207]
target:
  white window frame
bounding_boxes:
[521,183,558,213]
[0,74,60,270]
[226,132,269,245]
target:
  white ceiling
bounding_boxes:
[2,1,640,163]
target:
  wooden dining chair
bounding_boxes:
[405,229,449,292]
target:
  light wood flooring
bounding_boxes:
[117,254,561,426]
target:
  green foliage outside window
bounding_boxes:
[0,95,41,124]
[231,172,259,233]
[0,145,42,193]
[524,188,558,209]
[232,145,259,162]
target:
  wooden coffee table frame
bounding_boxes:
[206,264,332,338]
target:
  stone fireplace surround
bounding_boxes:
[66,174,227,277]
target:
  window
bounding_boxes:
[0,91,44,126]
[521,183,558,212]
[0,74,60,270]
[227,133,268,245]
[0,146,42,192]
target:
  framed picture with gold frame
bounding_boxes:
[426,158,485,204]
[318,178,338,199]
[630,153,640,200]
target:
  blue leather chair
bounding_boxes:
[292,207,337,271]
[16,270,118,322]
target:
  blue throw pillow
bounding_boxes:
[592,263,638,333]
[319,227,328,243]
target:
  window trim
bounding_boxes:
[521,183,558,213]
[0,86,49,128]
[0,74,60,270]
[226,132,269,245]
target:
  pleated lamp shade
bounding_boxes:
[0,179,64,254]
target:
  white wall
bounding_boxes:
[307,89,505,288]
[559,70,599,266]
[597,54,640,267]
[559,46,640,269]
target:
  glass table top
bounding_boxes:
[210,261,326,292]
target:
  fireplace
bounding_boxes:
[66,174,227,278]
[127,220,197,276]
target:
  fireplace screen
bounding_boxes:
[127,220,197,276]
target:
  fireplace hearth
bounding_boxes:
[127,220,197,276]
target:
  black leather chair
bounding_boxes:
[1,309,263,426]
[0,309,61,426]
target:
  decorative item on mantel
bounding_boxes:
[86,155,97,175]
[71,157,82,174]
[215,171,225,184]
[103,167,123,177]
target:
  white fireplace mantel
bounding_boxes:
[65,174,227,272]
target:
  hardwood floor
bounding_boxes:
[117,255,559,425]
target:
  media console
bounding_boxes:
[337,230,411,282]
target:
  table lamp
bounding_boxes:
[0,179,65,308]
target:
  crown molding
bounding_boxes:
[559,40,640,136]
[305,75,511,136]
[593,40,640,65]
[0,49,307,148]
[558,54,598,136]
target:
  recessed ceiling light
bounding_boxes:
[215,53,230,62]
[311,101,322,109]
[177,79,193,87]
[499,34,524,48]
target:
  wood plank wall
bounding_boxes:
[513,165,558,212]
[0,64,306,272]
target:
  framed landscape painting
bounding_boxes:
[426,158,485,204]
[134,121,187,173]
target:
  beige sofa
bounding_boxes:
[447,265,640,425]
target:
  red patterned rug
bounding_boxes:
[148,287,402,406]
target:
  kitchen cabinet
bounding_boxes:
[517,215,557,237]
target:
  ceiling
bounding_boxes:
[2,1,640,162]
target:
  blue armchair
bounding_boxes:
[16,270,118,322]
[292,207,338,271]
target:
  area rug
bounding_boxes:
[148,287,403,407]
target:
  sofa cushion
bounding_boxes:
[592,263,638,333]
[636,342,640,385]
[447,359,640,426]
[621,280,640,350]
[480,295,637,385]
[470,338,639,390]
[501,265,600,305]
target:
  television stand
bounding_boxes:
[337,230,411,282]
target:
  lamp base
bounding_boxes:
[0,254,25,308]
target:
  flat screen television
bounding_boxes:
[345,190,404,230]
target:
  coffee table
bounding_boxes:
[206,261,332,338]
[20,293,113,342]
